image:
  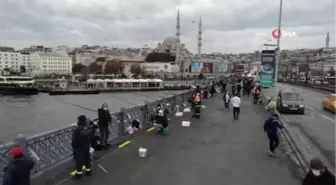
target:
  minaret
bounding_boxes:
[326,32,330,48]
[197,17,202,58]
[175,9,181,64]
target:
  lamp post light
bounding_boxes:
[274,0,283,86]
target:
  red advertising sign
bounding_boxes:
[202,63,213,73]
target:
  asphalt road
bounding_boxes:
[57,92,299,185]
[263,83,335,171]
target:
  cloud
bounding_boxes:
[0,0,334,53]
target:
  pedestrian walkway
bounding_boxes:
[44,94,299,185]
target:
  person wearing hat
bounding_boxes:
[302,158,335,185]
[263,113,283,157]
[72,115,93,179]
[3,146,35,185]
[97,103,111,149]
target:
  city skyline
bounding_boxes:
[0,0,335,53]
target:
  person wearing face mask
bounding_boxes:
[97,103,111,149]
[302,158,335,185]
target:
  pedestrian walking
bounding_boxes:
[223,91,230,109]
[97,103,111,149]
[72,115,93,179]
[3,146,35,185]
[263,113,283,157]
[231,93,241,120]
[302,158,335,185]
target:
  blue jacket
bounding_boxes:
[3,157,35,185]
[264,116,283,136]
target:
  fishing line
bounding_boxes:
[53,97,97,113]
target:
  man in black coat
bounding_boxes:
[72,115,93,179]
[97,103,111,149]
[302,158,335,185]
[3,146,35,185]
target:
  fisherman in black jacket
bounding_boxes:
[302,158,335,185]
[97,103,111,149]
[3,146,35,185]
[72,115,93,179]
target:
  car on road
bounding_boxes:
[322,93,336,113]
[276,89,305,114]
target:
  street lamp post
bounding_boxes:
[274,0,283,85]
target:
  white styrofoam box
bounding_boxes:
[182,121,191,127]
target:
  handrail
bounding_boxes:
[0,90,194,183]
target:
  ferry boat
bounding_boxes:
[0,76,39,95]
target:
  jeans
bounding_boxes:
[224,101,229,109]
[74,148,91,173]
[233,107,240,119]
[99,126,110,146]
[268,134,279,152]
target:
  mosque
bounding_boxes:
[152,10,206,75]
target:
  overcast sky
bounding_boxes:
[0,0,335,53]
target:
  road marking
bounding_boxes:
[146,127,155,132]
[306,105,314,110]
[118,140,131,148]
[320,114,335,123]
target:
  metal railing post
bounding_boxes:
[118,108,127,136]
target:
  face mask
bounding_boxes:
[103,107,108,110]
[312,169,321,176]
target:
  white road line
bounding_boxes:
[320,114,335,123]
[306,105,314,110]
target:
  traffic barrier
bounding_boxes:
[0,90,194,183]
[280,81,335,93]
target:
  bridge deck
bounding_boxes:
[40,94,299,185]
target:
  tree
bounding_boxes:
[20,65,26,73]
[327,67,335,76]
[130,64,145,78]
[104,62,125,75]
[145,52,176,62]
[88,62,102,74]
[198,73,204,79]
[72,63,87,74]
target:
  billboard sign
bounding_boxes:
[217,62,228,73]
[190,62,202,73]
[202,63,213,73]
[260,50,275,88]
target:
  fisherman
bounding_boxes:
[3,146,35,185]
[97,103,111,149]
[72,115,93,179]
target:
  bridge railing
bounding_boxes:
[0,90,193,183]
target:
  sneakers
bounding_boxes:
[268,150,276,157]
[85,169,92,176]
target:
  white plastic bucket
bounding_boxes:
[138,147,147,158]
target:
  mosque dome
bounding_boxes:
[163,36,177,46]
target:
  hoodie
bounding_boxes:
[3,157,35,185]
[263,116,283,136]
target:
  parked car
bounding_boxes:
[276,89,305,114]
[322,93,336,113]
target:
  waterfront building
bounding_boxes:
[0,51,33,72]
[30,52,72,75]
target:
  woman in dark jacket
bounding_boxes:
[97,103,111,149]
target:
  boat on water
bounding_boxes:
[0,76,39,95]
